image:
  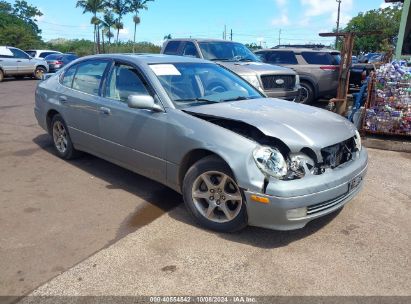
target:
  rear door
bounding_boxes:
[299,51,339,94]
[58,59,111,152]
[9,48,33,74]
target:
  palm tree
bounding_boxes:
[128,0,153,52]
[76,0,105,54]
[109,0,130,43]
[101,11,115,51]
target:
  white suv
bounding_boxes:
[0,46,49,82]
[25,49,62,59]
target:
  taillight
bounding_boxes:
[55,61,63,65]
[320,65,338,71]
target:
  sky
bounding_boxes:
[7,0,395,47]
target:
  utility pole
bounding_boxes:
[224,25,227,40]
[335,0,342,49]
[230,29,233,41]
[278,29,282,46]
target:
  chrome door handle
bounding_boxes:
[100,107,111,115]
[59,96,68,104]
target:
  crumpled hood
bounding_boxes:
[185,98,357,152]
[217,61,296,76]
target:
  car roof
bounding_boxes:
[257,47,340,53]
[79,53,212,64]
[26,49,62,53]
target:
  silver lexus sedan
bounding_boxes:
[34,54,368,232]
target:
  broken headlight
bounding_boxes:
[253,147,287,179]
[354,130,362,152]
[286,153,316,179]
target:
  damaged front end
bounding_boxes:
[185,111,362,185]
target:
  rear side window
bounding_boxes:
[10,48,30,59]
[301,52,335,65]
[72,60,109,95]
[163,41,181,55]
[263,51,298,64]
[25,51,36,57]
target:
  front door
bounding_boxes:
[98,62,167,184]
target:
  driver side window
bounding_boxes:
[105,63,150,103]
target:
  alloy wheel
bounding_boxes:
[191,171,243,223]
[52,121,68,154]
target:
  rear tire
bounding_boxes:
[300,81,315,104]
[182,156,247,232]
[51,114,80,160]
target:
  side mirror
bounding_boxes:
[127,95,163,112]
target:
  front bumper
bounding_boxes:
[244,148,368,230]
[265,88,301,102]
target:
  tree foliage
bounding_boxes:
[0,0,44,49]
[344,5,403,53]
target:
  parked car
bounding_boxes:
[255,48,341,104]
[35,54,368,232]
[358,53,383,63]
[45,53,79,73]
[0,46,49,82]
[161,39,301,101]
[25,49,62,59]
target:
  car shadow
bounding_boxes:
[33,133,341,249]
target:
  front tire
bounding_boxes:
[0,70,4,82]
[51,114,80,160]
[182,156,247,232]
[34,66,46,80]
[300,81,315,104]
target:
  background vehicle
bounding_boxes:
[358,53,383,63]
[25,49,62,59]
[161,39,300,101]
[45,53,79,72]
[255,47,340,104]
[35,54,367,232]
[0,46,49,82]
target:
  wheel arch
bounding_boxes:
[178,149,232,191]
[46,109,60,134]
[299,76,319,98]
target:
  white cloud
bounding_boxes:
[275,0,287,7]
[272,0,289,27]
[118,27,131,40]
[300,0,353,28]
[300,0,353,17]
[272,13,290,26]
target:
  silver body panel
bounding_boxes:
[34,54,368,230]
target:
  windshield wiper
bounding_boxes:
[220,96,249,102]
[238,58,254,62]
[174,98,218,103]
[210,58,230,61]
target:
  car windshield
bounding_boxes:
[198,42,260,62]
[150,62,263,108]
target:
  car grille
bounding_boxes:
[321,137,356,169]
[307,193,347,215]
[260,75,296,90]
